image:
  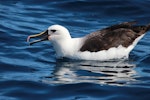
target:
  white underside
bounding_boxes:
[54,34,144,61]
[73,45,131,60]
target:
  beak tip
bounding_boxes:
[27,36,31,42]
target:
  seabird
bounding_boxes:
[27,21,150,61]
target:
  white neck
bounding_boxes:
[51,38,82,58]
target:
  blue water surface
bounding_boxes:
[0,0,150,100]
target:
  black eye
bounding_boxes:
[51,30,56,32]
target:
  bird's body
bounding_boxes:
[27,21,150,61]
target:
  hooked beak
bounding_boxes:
[27,30,49,45]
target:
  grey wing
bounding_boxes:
[80,28,137,52]
[79,21,149,52]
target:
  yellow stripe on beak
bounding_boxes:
[27,30,48,45]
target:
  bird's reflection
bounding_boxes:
[43,59,137,86]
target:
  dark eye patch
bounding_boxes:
[51,30,56,32]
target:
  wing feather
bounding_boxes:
[80,21,149,52]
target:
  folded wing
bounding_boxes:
[80,21,150,52]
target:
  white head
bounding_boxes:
[47,25,71,42]
[27,25,73,57]
[27,25,72,45]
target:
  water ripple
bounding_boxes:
[0,0,150,100]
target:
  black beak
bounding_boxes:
[27,30,48,45]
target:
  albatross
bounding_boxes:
[27,21,150,61]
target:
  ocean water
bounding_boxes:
[0,0,150,100]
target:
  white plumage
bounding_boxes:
[27,21,149,61]
[47,25,144,60]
